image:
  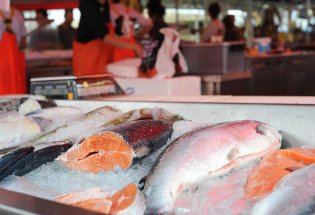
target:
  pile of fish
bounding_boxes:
[1,98,315,215]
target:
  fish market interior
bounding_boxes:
[1,0,315,214]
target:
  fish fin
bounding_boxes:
[285,167,301,172]
[227,147,239,161]
[138,176,147,191]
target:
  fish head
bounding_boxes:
[235,121,282,157]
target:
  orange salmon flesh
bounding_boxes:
[63,132,135,172]
[246,147,315,199]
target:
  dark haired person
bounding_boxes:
[28,9,59,50]
[223,15,243,41]
[109,0,151,61]
[0,4,27,94]
[73,0,142,76]
[58,9,76,49]
[147,0,168,40]
[201,2,225,42]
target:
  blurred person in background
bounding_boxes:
[223,15,243,41]
[109,0,152,61]
[58,9,76,49]
[121,0,143,13]
[28,9,60,50]
[147,0,168,40]
[0,4,27,94]
[255,7,280,48]
[201,2,225,43]
[73,0,142,76]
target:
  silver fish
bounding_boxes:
[250,163,315,215]
[143,120,281,214]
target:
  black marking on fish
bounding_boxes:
[78,151,99,161]
[256,125,264,135]
[285,167,301,172]
[144,207,164,215]
[0,143,72,181]
[191,186,199,193]
[0,147,34,175]
[138,176,147,191]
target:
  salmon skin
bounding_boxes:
[143,120,281,214]
[109,119,173,158]
[250,163,315,215]
[245,147,315,199]
[0,147,34,175]
[61,120,173,172]
[0,142,72,181]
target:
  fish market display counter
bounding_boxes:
[1,96,315,214]
[180,42,249,95]
[246,51,315,96]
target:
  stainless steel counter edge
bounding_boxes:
[0,189,102,215]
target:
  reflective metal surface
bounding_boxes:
[0,189,101,215]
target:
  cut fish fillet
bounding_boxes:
[61,132,134,172]
[245,147,315,199]
[55,184,143,215]
[74,198,112,214]
[55,188,112,214]
[110,183,138,214]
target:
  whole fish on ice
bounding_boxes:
[0,114,41,150]
[0,147,34,175]
[250,163,315,215]
[29,106,122,145]
[0,141,72,181]
[27,106,83,131]
[143,120,281,214]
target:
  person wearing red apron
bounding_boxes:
[110,0,152,62]
[73,0,142,76]
[0,7,26,95]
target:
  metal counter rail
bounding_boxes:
[0,189,101,215]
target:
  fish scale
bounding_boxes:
[110,120,173,157]
[0,147,34,175]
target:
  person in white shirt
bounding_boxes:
[201,2,225,43]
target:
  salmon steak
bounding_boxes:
[60,120,173,172]
[245,147,315,199]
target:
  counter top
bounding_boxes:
[96,95,315,105]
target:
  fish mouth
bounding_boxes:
[62,132,135,172]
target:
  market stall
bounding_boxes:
[0,96,315,214]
